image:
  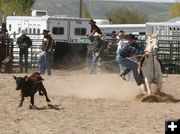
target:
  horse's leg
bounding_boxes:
[156,77,162,95]
[140,83,147,94]
[145,78,152,95]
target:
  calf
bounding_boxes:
[13,72,51,107]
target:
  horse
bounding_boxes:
[141,33,163,95]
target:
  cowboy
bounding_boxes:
[41,30,54,75]
[86,19,103,68]
[90,32,106,74]
[89,19,102,36]
[116,34,143,85]
[16,30,32,73]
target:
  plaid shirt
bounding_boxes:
[118,42,136,58]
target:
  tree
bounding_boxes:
[82,9,91,18]
[105,8,148,24]
[0,0,35,17]
[169,2,180,19]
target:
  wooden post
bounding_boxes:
[79,0,83,18]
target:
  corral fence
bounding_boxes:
[12,38,42,69]
[9,35,180,74]
[101,35,180,74]
[157,35,180,74]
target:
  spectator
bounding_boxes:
[116,31,127,76]
[110,30,117,46]
[90,32,106,74]
[41,30,55,75]
[16,30,32,73]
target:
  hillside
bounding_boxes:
[32,0,171,22]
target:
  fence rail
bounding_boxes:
[157,39,180,74]
[11,35,180,74]
[12,39,42,69]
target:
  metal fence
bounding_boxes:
[157,38,180,74]
[12,39,42,69]
[11,35,180,74]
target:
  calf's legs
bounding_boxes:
[37,83,51,102]
[19,96,24,107]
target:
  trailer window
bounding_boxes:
[33,28,36,34]
[37,28,40,34]
[18,24,22,34]
[74,28,86,35]
[29,28,32,34]
[25,28,28,33]
[52,27,64,35]
[18,27,21,34]
[8,24,12,31]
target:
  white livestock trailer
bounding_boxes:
[97,24,146,35]
[6,15,91,44]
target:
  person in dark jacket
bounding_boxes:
[41,30,55,75]
[16,30,32,73]
[89,19,102,36]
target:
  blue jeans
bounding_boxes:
[44,52,52,75]
[116,54,126,74]
[90,52,100,73]
[116,54,142,85]
[19,49,28,71]
[37,52,45,74]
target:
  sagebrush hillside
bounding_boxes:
[32,0,171,22]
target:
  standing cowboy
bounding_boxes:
[41,30,54,75]
[90,32,106,74]
[16,30,32,73]
[86,19,103,69]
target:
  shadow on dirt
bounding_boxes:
[136,92,180,103]
[29,104,63,110]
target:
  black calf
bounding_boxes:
[13,72,50,107]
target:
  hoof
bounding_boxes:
[47,99,51,102]
[141,94,161,102]
[29,105,35,109]
[18,104,22,107]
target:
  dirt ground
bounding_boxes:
[0,67,180,134]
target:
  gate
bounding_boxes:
[157,36,180,74]
[12,38,42,69]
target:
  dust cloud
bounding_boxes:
[45,74,140,101]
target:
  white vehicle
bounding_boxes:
[97,24,146,35]
[6,14,93,67]
[31,10,48,16]
[146,22,180,40]
[6,15,91,44]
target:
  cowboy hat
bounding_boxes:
[43,29,50,34]
[93,32,101,37]
[89,19,96,24]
